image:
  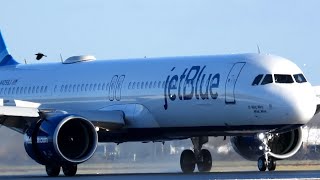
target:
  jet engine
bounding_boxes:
[24,114,98,166]
[231,127,303,161]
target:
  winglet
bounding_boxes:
[0,31,18,66]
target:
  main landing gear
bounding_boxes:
[180,137,212,173]
[45,164,78,177]
[257,133,277,171]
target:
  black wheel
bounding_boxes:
[197,149,212,172]
[267,157,276,171]
[257,156,267,171]
[62,164,77,176]
[180,149,196,173]
[46,165,60,177]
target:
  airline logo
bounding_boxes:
[163,65,220,110]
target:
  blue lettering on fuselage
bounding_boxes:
[164,66,220,110]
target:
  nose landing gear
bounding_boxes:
[180,137,212,173]
[257,133,277,171]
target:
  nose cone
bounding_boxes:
[283,85,316,125]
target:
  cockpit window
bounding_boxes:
[261,74,273,85]
[274,74,294,83]
[252,74,264,86]
[293,74,307,83]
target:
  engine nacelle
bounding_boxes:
[24,114,98,166]
[231,127,303,161]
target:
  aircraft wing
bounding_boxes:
[0,99,125,133]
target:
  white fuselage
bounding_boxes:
[0,53,316,137]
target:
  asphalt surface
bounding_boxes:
[1,171,320,180]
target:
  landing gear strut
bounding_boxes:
[257,133,277,171]
[180,137,212,173]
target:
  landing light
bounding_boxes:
[259,146,263,150]
[95,127,99,131]
[258,133,265,140]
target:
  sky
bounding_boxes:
[0,0,319,84]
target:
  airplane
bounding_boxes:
[0,30,318,176]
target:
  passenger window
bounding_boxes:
[137,82,140,89]
[274,74,294,83]
[294,74,307,83]
[141,82,144,89]
[132,82,136,89]
[261,74,273,85]
[149,82,152,89]
[252,74,264,86]
[98,83,101,90]
[145,82,149,89]
[128,82,132,89]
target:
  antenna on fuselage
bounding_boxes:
[60,53,64,63]
[256,44,261,54]
[24,59,27,64]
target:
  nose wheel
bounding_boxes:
[267,157,276,171]
[180,137,212,173]
[257,156,276,171]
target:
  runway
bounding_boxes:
[1,171,320,180]
[1,161,320,179]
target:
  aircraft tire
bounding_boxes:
[267,157,276,171]
[62,164,77,176]
[180,149,196,173]
[197,149,212,172]
[257,156,267,171]
[46,164,60,177]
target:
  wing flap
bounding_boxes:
[0,106,39,117]
[0,99,40,117]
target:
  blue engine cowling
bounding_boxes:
[24,114,98,166]
[231,127,303,161]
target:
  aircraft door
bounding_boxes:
[225,62,246,104]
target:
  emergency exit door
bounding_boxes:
[225,62,246,104]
